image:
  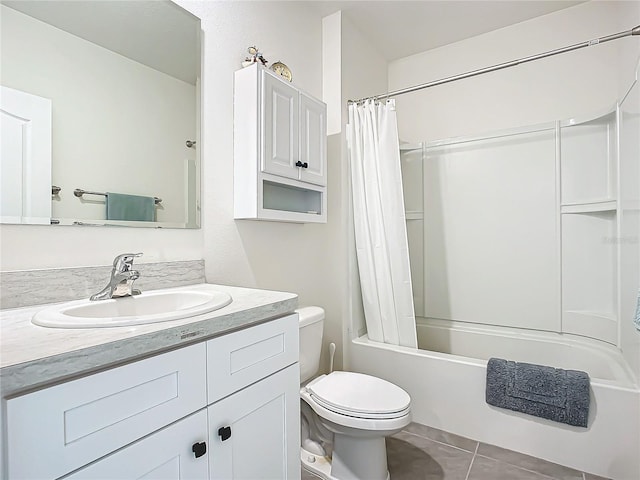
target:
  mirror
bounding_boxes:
[0,0,201,228]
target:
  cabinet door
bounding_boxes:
[262,70,299,180]
[7,343,207,480]
[208,364,301,480]
[64,410,209,479]
[299,93,327,186]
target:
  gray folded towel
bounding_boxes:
[486,358,590,427]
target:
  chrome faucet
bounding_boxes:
[90,253,143,301]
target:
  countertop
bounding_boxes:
[0,283,298,397]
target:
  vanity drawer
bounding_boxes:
[7,343,207,480]
[206,313,298,403]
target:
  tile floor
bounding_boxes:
[301,422,610,480]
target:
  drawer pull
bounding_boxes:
[218,426,232,441]
[295,161,308,168]
[192,441,207,458]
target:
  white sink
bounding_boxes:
[32,287,232,328]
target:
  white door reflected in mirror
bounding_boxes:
[0,86,52,225]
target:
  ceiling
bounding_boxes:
[310,1,586,61]
[3,0,200,84]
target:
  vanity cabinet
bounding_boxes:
[234,63,327,223]
[5,314,300,480]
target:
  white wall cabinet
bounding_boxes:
[298,92,327,186]
[234,63,327,223]
[5,314,300,480]
[261,73,299,180]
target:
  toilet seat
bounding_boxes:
[305,372,411,419]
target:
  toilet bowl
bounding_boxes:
[297,307,411,480]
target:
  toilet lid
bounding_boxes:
[307,371,410,418]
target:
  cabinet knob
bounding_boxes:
[218,426,232,441]
[192,441,207,458]
[295,161,308,168]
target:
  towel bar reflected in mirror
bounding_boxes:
[73,188,162,205]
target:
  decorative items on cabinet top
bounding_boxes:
[234,63,327,223]
[240,45,292,82]
[242,46,268,68]
[271,61,292,82]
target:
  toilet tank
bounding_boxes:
[296,306,325,383]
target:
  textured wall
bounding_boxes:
[1,260,205,309]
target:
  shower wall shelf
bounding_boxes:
[233,63,327,223]
[560,110,616,206]
[560,107,618,344]
[399,143,422,152]
[560,200,617,214]
[405,212,424,220]
[561,208,617,343]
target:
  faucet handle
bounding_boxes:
[113,252,143,271]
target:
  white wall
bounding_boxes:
[173,1,353,368]
[1,1,350,378]
[0,223,203,270]
[1,6,196,224]
[0,0,331,291]
[389,1,637,143]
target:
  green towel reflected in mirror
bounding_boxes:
[106,192,156,222]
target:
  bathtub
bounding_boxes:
[348,318,640,480]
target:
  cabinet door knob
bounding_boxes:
[192,441,207,458]
[295,161,308,168]
[218,426,232,441]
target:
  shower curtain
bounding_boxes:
[347,99,418,348]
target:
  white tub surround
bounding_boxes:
[387,97,640,479]
[349,326,640,480]
[0,283,296,396]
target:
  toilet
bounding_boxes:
[297,306,411,480]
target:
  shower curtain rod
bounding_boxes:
[348,25,640,104]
